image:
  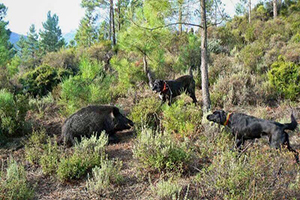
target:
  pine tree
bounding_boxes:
[75,10,98,47]
[0,3,13,66]
[40,11,65,53]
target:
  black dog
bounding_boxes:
[207,110,299,162]
[152,75,197,105]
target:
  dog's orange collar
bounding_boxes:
[162,82,168,93]
[224,113,232,126]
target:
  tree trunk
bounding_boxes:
[200,0,211,112]
[110,0,116,46]
[178,2,183,34]
[143,55,153,88]
[273,0,277,19]
[248,0,251,23]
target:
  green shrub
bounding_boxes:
[162,97,202,137]
[42,48,79,74]
[150,178,183,200]
[86,159,123,195]
[25,129,48,164]
[20,64,71,97]
[40,137,60,175]
[211,70,259,108]
[57,133,108,181]
[59,60,113,115]
[110,57,145,96]
[132,129,193,174]
[0,158,34,200]
[238,42,265,72]
[268,57,300,100]
[195,145,300,199]
[130,97,162,131]
[0,90,30,137]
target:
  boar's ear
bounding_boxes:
[112,107,120,116]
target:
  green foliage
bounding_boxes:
[59,59,113,115]
[133,129,193,174]
[0,90,30,137]
[268,57,300,100]
[40,11,65,53]
[110,57,145,96]
[195,145,300,199]
[20,64,70,97]
[57,133,107,181]
[129,97,162,130]
[150,178,183,200]
[0,3,14,67]
[25,129,48,164]
[0,158,34,200]
[162,97,202,137]
[86,159,123,195]
[42,48,79,74]
[40,137,60,175]
[238,41,264,72]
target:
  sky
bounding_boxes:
[1,0,260,35]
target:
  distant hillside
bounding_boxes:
[63,30,76,44]
[9,32,24,45]
[9,31,76,46]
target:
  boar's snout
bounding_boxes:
[114,113,134,131]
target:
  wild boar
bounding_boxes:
[60,105,134,145]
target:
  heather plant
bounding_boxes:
[268,57,300,100]
[0,158,34,200]
[195,145,300,199]
[86,159,123,195]
[24,129,47,164]
[162,97,202,137]
[57,133,108,181]
[150,178,183,200]
[39,136,60,175]
[0,90,30,137]
[129,97,162,131]
[132,129,193,175]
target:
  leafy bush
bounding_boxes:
[110,57,145,96]
[150,178,183,200]
[0,158,34,200]
[132,129,193,174]
[86,159,123,195]
[42,48,79,74]
[238,42,265,72]
[211,70,258,108]
[130,97,162,131]
[162,97,202,137]
[0,90,30,137]
[268,57,300,100]
[20,64,70,97]
[25,129,48,164]
[195,145,300,199]
[59,59,113,115]
[40,137,60,175]
[57,133,107,181]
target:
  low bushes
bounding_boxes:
[268,57,300,100]
[59,59,114,115]
[0,158,34,200]
[0,90,30,138]
[86,159,123,195]
[57,133,108,181]
[162,97,202,137]
[132,129,193,174]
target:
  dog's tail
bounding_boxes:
[283,114,298,131]
[188,65,193,77]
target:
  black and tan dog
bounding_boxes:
[207,110,299,163]
[152,74,197,105]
